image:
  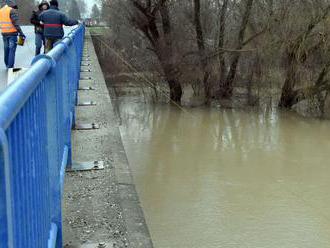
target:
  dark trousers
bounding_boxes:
[3,35,17,68]
[45,38,60,53]
[35,33,45,55]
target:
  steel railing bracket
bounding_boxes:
[31,54,56,69]
[74,123,100,130]
[77,101,97,106]
[78,86,95,91]
[67,161,105,172]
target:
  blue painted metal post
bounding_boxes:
[0,128,13,248]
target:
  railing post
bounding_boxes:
[33,55,64,248]
[46,75,64,247]
[0,128,13,248]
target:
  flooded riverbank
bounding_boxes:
[116,95,330,248]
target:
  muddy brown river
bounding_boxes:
[117,96,330,248]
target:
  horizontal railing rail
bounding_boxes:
[0,24,85,248]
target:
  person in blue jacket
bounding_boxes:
[39,0,78,53]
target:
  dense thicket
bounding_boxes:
[99,0,330,111]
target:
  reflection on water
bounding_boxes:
[118,96,330,248]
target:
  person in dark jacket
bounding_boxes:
[0,0,25,68]
[30,1,50,55]
[39,0,79,53]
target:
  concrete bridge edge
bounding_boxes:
[63,30,154,248]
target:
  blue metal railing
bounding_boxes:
[0,24,85,248]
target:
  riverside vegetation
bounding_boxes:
[95,0,330,118]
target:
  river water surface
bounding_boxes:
[117,96,330,248]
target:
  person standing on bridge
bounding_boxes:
[0,0,25,69]
[30,1,50,56]
[39,0,79,53]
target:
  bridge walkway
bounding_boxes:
[62,31,153,248]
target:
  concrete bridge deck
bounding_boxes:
[62,31,153,248]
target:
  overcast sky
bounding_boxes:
[86,0,98,11]
[81,0,98,17]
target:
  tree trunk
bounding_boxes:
[130,0,183,103]
[279,4,330,108]
[220,0,254,98]
[218,0,229,94]
[168,79,183,102]
[193,0,210,102]
[159,3,183,103]
[278,52,298,107]
[280,57,330,107]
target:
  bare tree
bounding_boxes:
[219,0,254,98]
[129,0,182,102]
[96,0,330,115]
[68,0,81,20]
[193,0,210,102]
[279,4,330,108]
[91,4,101,23]
[218,0,229,94]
